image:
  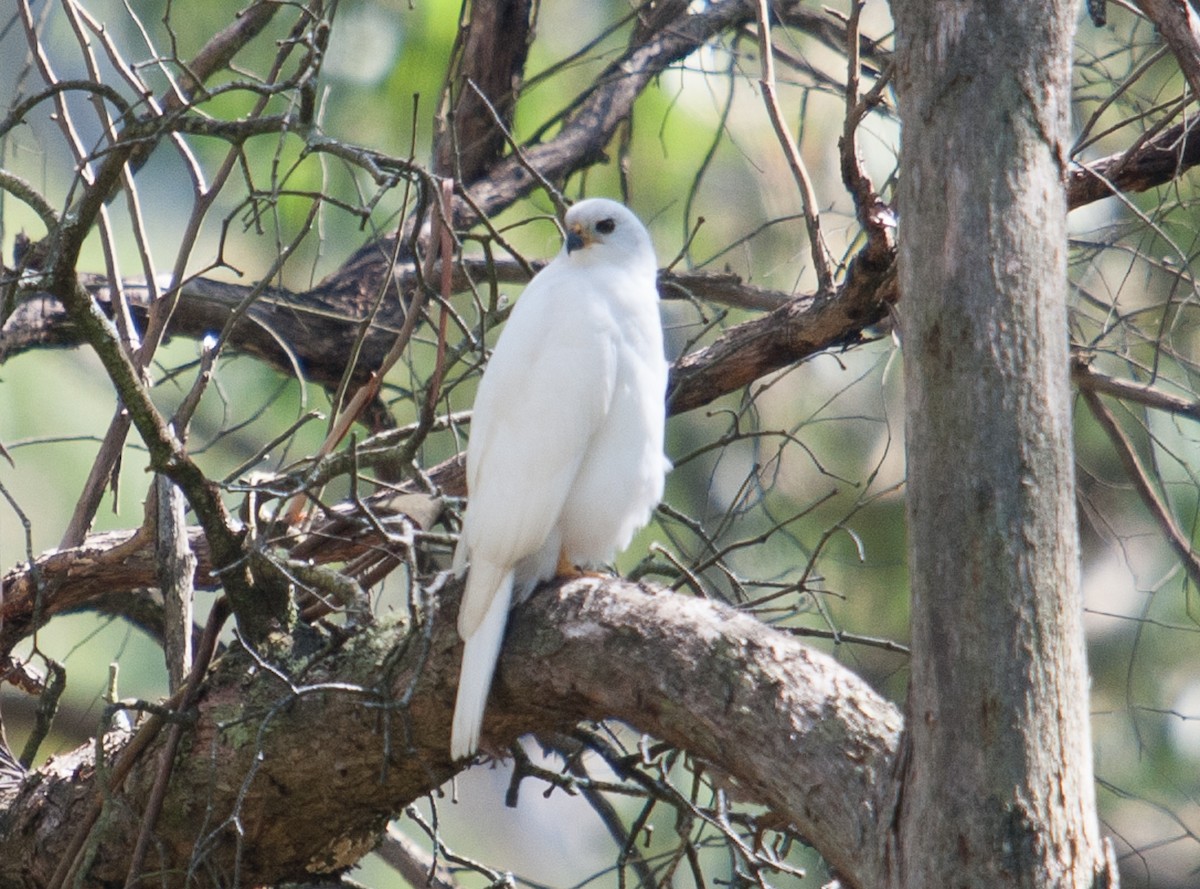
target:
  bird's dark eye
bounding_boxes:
[595,218,616,235]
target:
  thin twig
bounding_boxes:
[753,0,833,292]
[121,598,229,888]
[1081,388,1200,589]
[423,179,457,420]
[465,78,568,216]
[1073,357,1200,422]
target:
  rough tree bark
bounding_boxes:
[890,0,1117,886]
[0,577,902,888]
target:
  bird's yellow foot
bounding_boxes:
[555,549,581,577]
[555,549,609,580]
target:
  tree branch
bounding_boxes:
[461,0,813,223]
[1132,0,1200,100]
[1079,386,1200,590]
[0,576,901,889]
[433,0,534,184]
[667,247,897,413]
[1072,355,1200,420]
[0,264,799,405]
[1068,116,1200,209]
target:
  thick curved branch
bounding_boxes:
[0,576,901,889]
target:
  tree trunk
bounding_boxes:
[889,1,1118,886]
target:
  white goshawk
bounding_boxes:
[450,198,669,759]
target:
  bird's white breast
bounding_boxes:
[554,269,667,566]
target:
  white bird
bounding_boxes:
[450,198,669,759]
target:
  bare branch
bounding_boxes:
[1132,0,1200,99]
[753,0,834,292]
[1073,356,1200,420]
[668,251,897,414]
[377,826,460,889]
[463,0,814,223]
[433,0,534,184]
[0,576,901,889]
[1080,387,1200,590]
[1068,117,1200,209]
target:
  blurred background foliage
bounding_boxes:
[2,0,1199,886]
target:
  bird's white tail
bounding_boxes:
[451,562,514,759]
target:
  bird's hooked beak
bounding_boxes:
[566,222,592,254]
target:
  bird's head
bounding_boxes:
[562,198,656,271]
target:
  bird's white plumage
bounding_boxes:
[450,198,669,759]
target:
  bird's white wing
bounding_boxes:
[456,260,619,637]
[451,262,619,757]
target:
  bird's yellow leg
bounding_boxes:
[555,547,609,580]
[556,548,581,577]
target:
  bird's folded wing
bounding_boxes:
[457,284,621,625]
